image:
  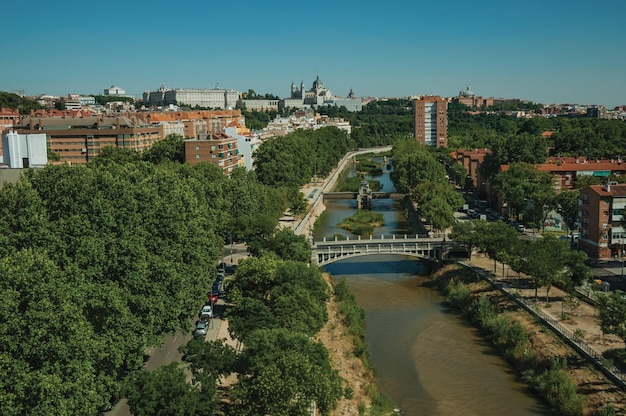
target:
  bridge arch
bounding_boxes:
[316,251,436,267]
[310,235,465,266]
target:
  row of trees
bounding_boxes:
[449,102,626,160]
[0,142,289,414]
[253,126,353,188]
[125,231,344,415]
[451,221,590,301]
[390,140,465,235]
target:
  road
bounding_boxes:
[107,244,248,416]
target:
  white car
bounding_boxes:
[199,304,213,321]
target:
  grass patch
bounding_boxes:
[337,210,384,236]
[335,176,382,192]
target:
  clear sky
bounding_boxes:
[3,0,625,108]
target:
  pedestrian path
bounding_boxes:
[463,255,626,388]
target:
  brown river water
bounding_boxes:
[316,162,549,415]
[324,256,549,416]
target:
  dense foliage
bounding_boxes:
[0,157,286,414]
[450,221,590,299]
[317,99,414,148]
[0,91,42,114]
[226,256,328,338]
[390,140,464,235]
[241,108,280,130]
[253,126,353,188]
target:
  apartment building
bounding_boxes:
[578,183,626,259]
[1,130,48,168]
[454,148,490,190]
[224,121,261,171]
[0,108,21,158]
[183,132,241,175]
[13,115,163,164]
[0,108,20,133]
[136,110,245,139]
[414,96,447,148]
[500,157,626,194]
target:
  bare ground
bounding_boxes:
[315,273,377,416]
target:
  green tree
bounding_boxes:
[179,338,237,392]
[270,283,327,336]
[93,146,140,165]
[126,363,213,416]
[525,236,571,301]
[481,221,521,274]
[231,329,343,416]
[228,256,279,303]
[390,142,447,195]
[0,250,105,415]
[227,297,278,341]
[141,134,185,164]
[450,219,490,260]
[420,196,456,238]
[556,190,580,235]
[596,292,626,348]
[255,228,312,262]
[492,163,551,221]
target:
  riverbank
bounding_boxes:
[433,260,626,415]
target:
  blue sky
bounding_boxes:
[3,0,625,107]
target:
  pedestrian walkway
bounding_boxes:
[463,255,626,388]
[467,255,622,354]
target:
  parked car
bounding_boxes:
[212,280,222,293]
[515,223,526,233]
[199,304,213,321]
[194,321,208,338]
[207,291,218,303]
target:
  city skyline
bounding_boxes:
[3,0,625,108]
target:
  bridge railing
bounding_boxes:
[313,234,431,243]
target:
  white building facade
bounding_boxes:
[1,130,48,168]
[143,85,239,109]
[224,125,261,170]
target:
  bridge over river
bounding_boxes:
[311,234,468,266]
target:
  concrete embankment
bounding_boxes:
[293,146,392,236]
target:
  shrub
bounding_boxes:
[444,280,471,311]
[532,364,584,416]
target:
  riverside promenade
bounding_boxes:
[464,254,626,390]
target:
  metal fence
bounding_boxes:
[460,262,626,390]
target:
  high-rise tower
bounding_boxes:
[414,96,448,148]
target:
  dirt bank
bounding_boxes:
[434,263,626,415]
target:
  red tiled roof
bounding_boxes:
[586,184,626,197]
[501,160,626,173]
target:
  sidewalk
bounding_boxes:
[466,255,623,355]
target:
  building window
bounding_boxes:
[196,154,200,159]
[195,145,200,151]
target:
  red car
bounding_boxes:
[207,291,218,303]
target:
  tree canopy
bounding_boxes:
[0,154,289,413]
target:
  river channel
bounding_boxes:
[316,159,549,415]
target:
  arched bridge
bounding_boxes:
[311,234,468,266]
